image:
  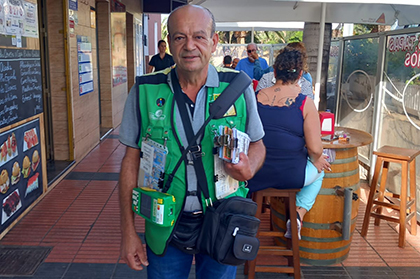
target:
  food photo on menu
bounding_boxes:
[11,161,21,185]
[0,133,18,167]
[25,172,40,198]
[0,169,9,194]
[23,128,39,152]
[2,189,22,225]
[32,150,40,171]
[21,156,31,179]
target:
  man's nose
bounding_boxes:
[184,37,196,51]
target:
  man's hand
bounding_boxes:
[119,147,148,270]
[224,152,253,181]
[120,232,149,270]
[251,52,259,61]
[223,140,265,181]
[248,52,259,63]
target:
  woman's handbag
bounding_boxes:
[197,197,260,266]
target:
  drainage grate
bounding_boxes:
[0,246,52,275]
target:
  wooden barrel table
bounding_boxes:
[272,127,373,265]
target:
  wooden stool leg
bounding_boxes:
[361,157,383,237]
[399,161,409,248]
[246,192,263,279]
[409,160,417,236]
[374,161,389,226]
[288,192,301,279]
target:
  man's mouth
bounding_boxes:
[183,55,198,61]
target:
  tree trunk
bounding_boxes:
[234,31,247,44]
[302,22,332,111]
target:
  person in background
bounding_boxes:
[118,5,266,279]
[223,55,232,68]
[231,57,240,69]
[235,43,269,79]
[254,42,314,99]
[248,47,330,240]
[148,39,175,73]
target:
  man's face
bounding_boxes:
[158,42,167,54]
[168,6,218,74]
[247,45,257,61]
[231,58,239,69]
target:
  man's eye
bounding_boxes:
[174,37,184,41]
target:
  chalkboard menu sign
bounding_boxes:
[0,48,43,129]
[0,118,43,232]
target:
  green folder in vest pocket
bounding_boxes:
[132,187,176,227]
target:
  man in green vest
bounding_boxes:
[118,5,266,279]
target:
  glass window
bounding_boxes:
[379,33,420,204]
[327,40,341,113]
[337,38,379,160]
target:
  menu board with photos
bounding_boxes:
[0,48,43,129]
[0,118,42,232]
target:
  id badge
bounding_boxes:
[138,139,168,190]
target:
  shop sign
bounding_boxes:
[388,34,420,69]
[69,0,78,11]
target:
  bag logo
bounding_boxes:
[242,244,253,253]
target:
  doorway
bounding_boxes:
[40,0,74,184]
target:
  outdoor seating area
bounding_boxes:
[0,127,419,279]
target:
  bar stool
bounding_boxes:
[245,188,301,279]
[361,145,420,247]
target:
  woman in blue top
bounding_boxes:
[248,47,331,239]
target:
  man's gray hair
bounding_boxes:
[167,4,216,37]
[247,43,257,49]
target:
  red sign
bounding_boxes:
[69,19,75,37]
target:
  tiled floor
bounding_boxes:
[1,127,420,278]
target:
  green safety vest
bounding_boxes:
[137,67,249,255]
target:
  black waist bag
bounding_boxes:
[197,196,260,266]
[171,212,203,254]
